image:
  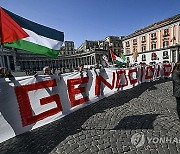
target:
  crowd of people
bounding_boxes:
[0,61,175,79]
[21,63,104,77]
[0,67,14,79]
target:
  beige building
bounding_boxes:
[105,36,124,55]
[123,14,180,64]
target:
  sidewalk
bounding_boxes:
[0,79,180,154]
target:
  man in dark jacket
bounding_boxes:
[172,62,180,119]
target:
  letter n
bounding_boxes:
[95,72,115,96]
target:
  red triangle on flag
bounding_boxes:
[110,49,116,60]
[0,7,29,43]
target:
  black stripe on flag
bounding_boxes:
[3,8,64,42]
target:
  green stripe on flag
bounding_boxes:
[114,60,125,66]
[4,40,60,58]
[121,54,126,62]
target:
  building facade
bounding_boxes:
[77,40,99,53]
[105,36,124,55]
[0,47,16,70]
[0,40,109,71]
[60,41,75,55]
[123,14,180,64]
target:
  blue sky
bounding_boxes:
[0,0,180,48]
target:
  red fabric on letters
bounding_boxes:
[15,79,62,126]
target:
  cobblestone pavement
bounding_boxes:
[1,79,180,154]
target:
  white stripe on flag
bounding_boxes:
[115,55,124,63]
[22,29,63,50]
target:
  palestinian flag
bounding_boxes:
[110,49,126,66]
[0,7,64,58]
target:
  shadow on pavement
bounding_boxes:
[114,114,159,130]
[0,78,171,154]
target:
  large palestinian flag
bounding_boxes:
[110,49,126,66]
[0,7,64,58]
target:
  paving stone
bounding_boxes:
[78,145,87,153]
[150,149,158,154]
[90,145,99,153]
[162,147,170,154]
[81,149,91,154]
[140,150,151,154]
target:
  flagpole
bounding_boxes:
[109,47,115,67]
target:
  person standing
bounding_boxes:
[0,67,14,78]
[43,66,52,75]
[172,62,180,119]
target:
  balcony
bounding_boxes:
[151,36,157,40]
[163,33,169,37]
[163,55,169,59]
[151,33,157,40]
[141,39,146,43]
[125,50,131,55]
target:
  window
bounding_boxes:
[163,51,169,59]
[133,39,137,45]
[126,41,130,47]
[141,45,146,52]
[163,38,169,48]
[151,42,156,50]
[142,36,146,42]
[126,49,131,54]
[163,29,169,36]
[133,46,137,52]
[142,54,146,61]
[151,33,156,40]
[127,57,130,62]
[151,52,157,60]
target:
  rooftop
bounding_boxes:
[123,14,180,40]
